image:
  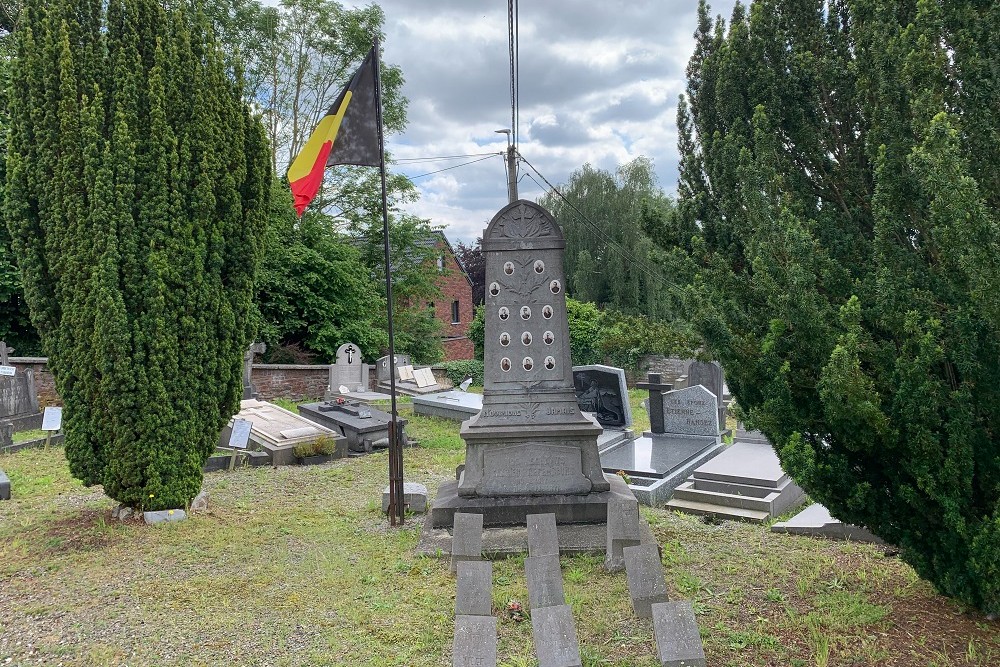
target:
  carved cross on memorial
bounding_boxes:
[0,341,10,366]
[457,201,609,499]
[243,342,266,400]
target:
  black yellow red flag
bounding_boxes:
[287,47,380,216]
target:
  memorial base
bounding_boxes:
[430,472,635,528]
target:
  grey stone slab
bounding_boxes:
[298,401,406,454]
[685,360,726,430]
[451,512,484,573]
[456,560,493,616]
[573,364,632,429]
[412,391,482,421]
[525,555,565,609]
[606,495,641,572]
[623,543,669,618]
[692,441,787,488]
[143,509,187,525]
[771,503,884,543]
[242,342,265,399]
[382,482,429,514]
[661,385,719,437]
[531,604,582,667]
[0,364,40,429]
[453,615,497,667]
[637,373,674,434]
[0,468,10,500]
[222,399,344,466]
[601,434,720,480]
[0,421,11,451]
[652,601,706,667]
[527,512,559,557]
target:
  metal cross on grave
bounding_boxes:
[637,372,673,435]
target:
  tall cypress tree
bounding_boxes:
[647,0,1000,612]
[6,0,270,510]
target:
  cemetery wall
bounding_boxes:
[10,358,58,407]
[637,355,694,384]
[251,364,329,401]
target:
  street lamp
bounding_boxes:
[495,128,517,203]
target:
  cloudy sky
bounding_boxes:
[344,0,737,244]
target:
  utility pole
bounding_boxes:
[496,128,517,203]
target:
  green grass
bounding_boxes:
[11,428,45,444]
[0,400,997,666]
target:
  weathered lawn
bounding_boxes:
[0,395,996,666]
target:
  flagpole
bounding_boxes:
[372,35,404,527]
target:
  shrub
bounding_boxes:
[438,360,484,387]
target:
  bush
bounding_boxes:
[438,360,484,387]
[293,436,337,459]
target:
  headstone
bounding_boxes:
[636,373,672,435]
[661,385,719,437]
[242,342,266,400]
[455,560,493,616]
[531,604,582,667]
[525,555,565,609]
[376,354,412,383]
[623,543,669,618]
[652,601,706,667]
[0,341,42,434]
[0,468,10,500]
[453,615,497,667]
[685,360,726,430]
[431,201,633,529]
[573,364,631,429]
[451,512,484,573]
[605,495,642,572]
[299,400,407,454]
[399,364,416,382]
[329,342,370,393]
[527,512,559,557]
[381,481,429,514]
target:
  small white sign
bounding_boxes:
[228,418,252,449]
[0,366,15,377]
[42,406,63,431]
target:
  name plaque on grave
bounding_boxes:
[661,385,719,437]
[0,366,14,377]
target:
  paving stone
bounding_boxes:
[451,512,484,573]
[527,512,559,557]
[605,494,641,572]
[623,543,669,618]
[652,601,706,667]
[382,481,429,513]
[456,561,493,617]
[453,614,497,667]
[531,604,582,667]
[525,555,565,609]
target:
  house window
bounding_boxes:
[437,254,444,272]
[451,300,461,324]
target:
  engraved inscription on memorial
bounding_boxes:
[479,443,589,495]
[660,385,719,437]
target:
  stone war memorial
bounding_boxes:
[431,201,635,530]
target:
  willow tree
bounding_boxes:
[5,0,270,510]
[645,0,1000,612]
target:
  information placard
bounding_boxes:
[0,366,15,377]
[41,406,63,431]
[228,418,252,450]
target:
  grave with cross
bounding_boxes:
[431,201,636,529]
[597,371,726,506]
[327,342,372,394]
[242,342,266,400]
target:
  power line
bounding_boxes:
[403,154,501,180]
[517,152,684,298]
[393,152,498,164]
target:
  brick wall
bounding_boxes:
[428,239,475,362]
[251,364,329,401]
[9,357,59,407]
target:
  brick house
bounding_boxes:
[418,231,475,361]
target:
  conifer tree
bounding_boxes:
[647,0,1000,612]
[6,0,270,510]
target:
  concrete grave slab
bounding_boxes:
[771,503,883,543]
[451,512,484,573]
[531,604,582,667]
[455,560,493,616]
[652,600,706,667]
[0,468,10,500]
[623,543,669,618]
[381,482,428,514]
[298,400,406,454]
[606,495,642,572]
[453,615,497,667]
[527,513,559,558]
[221,399,344,466]
[525,555,565,609]
[412,390,483,421]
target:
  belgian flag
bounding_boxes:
[287,47,380,216]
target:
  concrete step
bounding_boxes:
[688,477,779,498]
[671,482,777,513]
[664,497,771,523]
